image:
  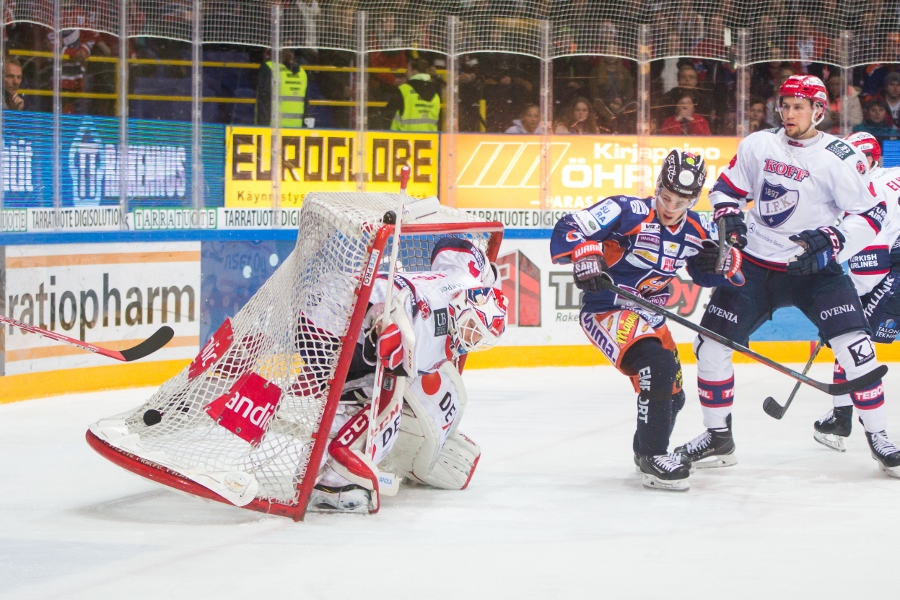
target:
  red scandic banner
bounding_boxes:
[189,318,234,380]
[204,371,282,446]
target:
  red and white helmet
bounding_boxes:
[448,287,508,355]
[778,74,828,126]
[778,74,828,106]
[843,132,882,170]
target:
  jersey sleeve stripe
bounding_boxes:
[712,173,748,198]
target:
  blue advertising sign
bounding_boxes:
[1,111,225,208]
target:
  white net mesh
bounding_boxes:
[0,0,884,66]
[90,192,496,514]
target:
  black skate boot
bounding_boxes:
[864,429,900,478]
[813,406,853,452]
[639,454,690,491]
[674,414,737,469]
[309,484,370,513]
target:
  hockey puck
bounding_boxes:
[142,409,162,426]
[383,210,396,224]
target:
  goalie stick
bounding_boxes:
[363,165,412,499]
[0,314,174,362]
[763,340,824,419]
[597,278,887,395]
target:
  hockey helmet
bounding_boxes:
[448,287,508,356]
[778,74,828,106]
[657,149,707,200]
[844,131,882,169]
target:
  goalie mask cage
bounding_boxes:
[86,192,503,521]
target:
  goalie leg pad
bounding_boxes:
[389,363,480,489]
[325,376,406,512]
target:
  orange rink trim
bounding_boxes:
[464,341,900,369]
[5,335,198,362]
[7,251,201,269]
[4,342,900,404]
[0,360,189,404]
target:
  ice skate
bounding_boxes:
[639,453,690,491]
[674,415,737,470]
[308,484,371,513]
[864,430,900,479]
[634,452,692,473]
[813,406,852,452]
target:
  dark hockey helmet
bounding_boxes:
[657,149,707,199]
[844,131,882,170]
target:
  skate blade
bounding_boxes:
[813,431,847,452]
[690,454,738,471]
[642,474,690,491]
[308,502,370,514]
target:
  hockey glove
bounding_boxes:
[376,323,405,372]
[786,226,846,276]
[572,241,607,292]
[713,202,748,249]
[694,240,745,285]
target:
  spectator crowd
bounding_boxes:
[1,0,900,144]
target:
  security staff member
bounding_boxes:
[387,58,441,132]
[256,48,308,128]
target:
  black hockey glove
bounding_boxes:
[713,202,747,249]
[786,226,845,276]
[694,240,720,274]
[572,241,607,292]
[694,240,745,285]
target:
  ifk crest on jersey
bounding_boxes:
[759,180,799,227]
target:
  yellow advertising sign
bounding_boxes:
[225,128,439,207]
[442,134,739,212]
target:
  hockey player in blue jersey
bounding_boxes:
[551,149,742,491]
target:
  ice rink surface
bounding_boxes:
[3,363,900,599]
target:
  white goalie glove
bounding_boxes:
[388,362,481,490]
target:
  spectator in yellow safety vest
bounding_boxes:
[386,58,441,132]
[255,48,309,128]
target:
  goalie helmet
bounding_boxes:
[844,132,882,170]
[448,287,508,356]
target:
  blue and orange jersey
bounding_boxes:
[551,195,726,314]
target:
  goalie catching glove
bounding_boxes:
[695,240,745,286]
[787,226,845,275]
[572,241,608,292]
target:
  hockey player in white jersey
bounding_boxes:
[675,75,900,476]
[812,133,900,475]
[309,238,508,512]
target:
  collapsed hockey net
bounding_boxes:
[86,192,503,521]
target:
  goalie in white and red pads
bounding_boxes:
[309,238,508,513]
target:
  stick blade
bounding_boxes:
[827,364,889,396]
[762,396,786,420]
[119,326,175,362]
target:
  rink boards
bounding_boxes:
[3,229,895,403]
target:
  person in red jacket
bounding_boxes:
[659,94,711,135]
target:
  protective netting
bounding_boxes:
[1,0,893,67]
[89,192,495,513]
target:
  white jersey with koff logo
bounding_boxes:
[847,166,900,295]
[709,128,883,266]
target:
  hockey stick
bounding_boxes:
[715,216,731,273]
[0,314,174,362]
[762,340,824,420]
[363,165,412,497]
[597,278,887,395]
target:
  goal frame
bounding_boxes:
[86,220,504,521]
